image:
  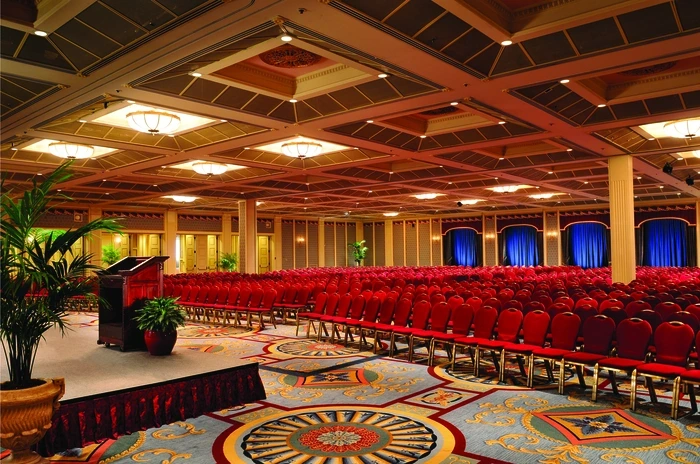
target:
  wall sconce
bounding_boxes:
[296,236,306,244]
[114,235,122,244]
[484,233,496,240]
[546,231,559,238]
[432,235,441,242]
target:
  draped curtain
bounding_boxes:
[444,229,481,266]
[568,222,609,268]
[642,219,688,266]
[502,226,539,266]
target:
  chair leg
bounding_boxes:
[408,336,415,362]
[473,348,481,377]
[515,355,526,377]
[373,330,380,354]
[630,370,638,411]
[498,349,506,383]
[558,360,566,394]
[576,365,586,389]
[451,344,458,371]
[609,371,619,395]
[428,340,435,366]
[591,364,600,402]
[671,376,681,420]
[647,377,658,404]
[527,355,535,388]
[689,383,698,413]
[389,333,396,357]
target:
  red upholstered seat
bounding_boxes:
[500,310,551,386]
[451,306,499,372]
[680,369,700,382]
[390,300,431,358]
[473,308,523,377]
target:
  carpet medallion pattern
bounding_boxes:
[5,315,700,464]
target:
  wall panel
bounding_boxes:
[432,219,442,265]
[325,222,335,267]
[308,221,318,267]
[405,221,417,266]
[364,223,374,266]
[374,222,385,266]
[418,220,431,266]
[545,212,560,266]
[295,220,307,268]
[484,216,497,266]
[281,220,294,270]
[336,223,347,266]
[393,221,405,266]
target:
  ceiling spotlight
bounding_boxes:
[450,102,459,106]
[501,40,513,46]
[637,176,642,180]
[560,79,570,84]
[686,175,696,186]
[529,193,558,200]
[190,72,202,78]
[34,30,47,37]
[583,181,589,184]
[389,171,394,174]
[498,121,506,125]
[499,157,505,160]
[597,104,607,108]
[377,73,388,78]
[78,119,87,123]
[420,135,427,139]
[547,171,554,174]
[566,148,573,152]
[662,162,674,174]
[220,119,226,122]
[664,118,700,139]
[280,34,293,42]
[289,99,298,103]
[366,120,374,123]
[649,138,655,141]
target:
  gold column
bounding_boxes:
[273,216,282,271]
[164,211,178,274]
[608,155,636,283]
[238,199,257,274]
[222,213,232,254]
[384,220,394,266]
[88,208,102,267]
[318,218,325,267]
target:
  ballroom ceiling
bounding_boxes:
[1,0,700,219]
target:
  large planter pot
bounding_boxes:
[0,378,65,464]
[144,330,177,356]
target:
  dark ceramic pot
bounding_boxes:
[144,330,177,356]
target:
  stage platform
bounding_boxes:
[1,316,266,456]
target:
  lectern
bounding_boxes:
[98,256,169,351]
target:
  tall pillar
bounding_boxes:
[355,221,363,242]
[238,199,257,274]
[88,208,102,267]
[609,155,636,283]
[384,220,394,266]
[164,211,178,274]
[273,216,282,271]
[318,218,325,267]
[696,201,700,266]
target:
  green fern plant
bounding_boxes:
[219,252,238,272]
[348,240,368,265]
[134,297,187,333]
[102,244,122,266]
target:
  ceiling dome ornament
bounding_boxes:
[48,142,94,159]
[619,61,676,76]
[664,119,700,139]
[420,106,458,116]
[259,45,321,68]
[192,162,228,175]
[126,110,180,134]
[281,141,322,159]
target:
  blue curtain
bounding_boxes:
[643,219,688,266]
[452,229,478,266]
[503,226,539,266]
[569,222,608,268]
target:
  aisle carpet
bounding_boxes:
[4,313,700,464]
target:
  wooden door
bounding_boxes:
[184,235,195,272]
[149,234,161,256]
[258,236,270,273]
[207,235,218,271]
[195,235,208,272]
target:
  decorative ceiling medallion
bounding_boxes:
[420,106,459,116]
[259,45,322,68]
[619,61,676,76]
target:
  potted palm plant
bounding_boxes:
[102,244,122,266]
[218,252,238,272]
[134,297,187,356]
[348,240,368,266]
[1,162,121,463]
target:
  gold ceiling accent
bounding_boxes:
[259,45,322,69]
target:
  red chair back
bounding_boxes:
[625,300,651,318]
[362,296,382,323]
[495,308,523,343]
[575,297,598,311]
[409,300,431,330]
[554,296,575,310]
[451,304,474,336]
[465,296,482,313]
[238,287,252,307]
[325,293,341,316]
[348,295,366,319]
[653,321,695,366]
[430,293,446,306]
[283,286,298,304]
[573,305,598,335]
[521,310,550,347]
[655,302,681,321]
[249,287,264,308]
[472,306,499,340]
[429,302,451,332]
[599,298,624,313]
[550,313,581,351]
[666,311,700,333]
[335,294,354,318]
[226,286,241,306]
[376,298,396,325]
[636,309,662,333]
[581,315,615,355]
[547,302,569,319]
[296,286,311,305]
[261,288,277,309]
[601,306,627,327]
[523,300,545,316]
[615,318,652,360]
[312,292,328,315]
[503,300,523,312]
[392,298,413,327]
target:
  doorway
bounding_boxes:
[258,235,271,273]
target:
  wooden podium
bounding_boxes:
[97,256,168,351]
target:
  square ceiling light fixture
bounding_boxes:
[255,136,350,159]
[22,139,118,158]
[167,160,246,173]
[91,103,216,134]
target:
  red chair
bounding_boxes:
[558,315,615,394]
[451,306,499,372]
[483,297,502,312]
[573,305,598,338]
[554,296,575,311]
[523,300,545,316]
[678,331,700,415]
[358,298,396,351]
[636,310,663,334]
[655,302,681,321]
[345,296,381,347]
[530,313,581,385]
[390,300,431,358]
[409,302,450,363]
[625,300,651,318]
[373,298,411,354]
[247,288,278,328]
[325,295,365,343]
[473,308,524,378]
[601,306,627,327]
[599,299,624,314]
[666,311,700,333]
[575,297,598,311]
[465,296,483,313]
[318,293,353,341]
[631,321,695,419]
[431,303,475,366]
[503,300,523,312]
[687,303,700,321]
[592,318,652,402]
[500,310,550,386]
[296,292,327,336]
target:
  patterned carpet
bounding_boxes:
[4,313,700,464]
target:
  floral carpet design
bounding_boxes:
[5,314,700,464]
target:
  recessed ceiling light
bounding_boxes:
[501,40,513,46]
[597,104,607,108]
[220,119,226,122]
[280,35,293,42]
[649,137,655,141]
[634,196,638,199]
[414,193,443,200]
[389,171,394,174]
[420,135,427,138]
[165,195,197,203]
[677,192,681,195]
[439,165,443,168]
[459,199,483,205]
[488,185,530,193]
[34,31,47,37]
[368,190,373,193]
[547,171,554,174]
[244,147,250,150]
[583,181,589,184]
[36,173,43,176]
[498,121,506,125]
[167,134,175,137]
[378,73,388,78]
[57,189,62,192]
[659,185,664,188]
[78,119,87,123]
[304,197,308,200]
[560,79,570,84]
[447,181,453,185]
[153,184,158,187]
[11,147,18,151]
[190,72,202,77]
[499,157,505,160]
[105,192,110,195]
[383,212,399,217]
[566,148,573,152]
[450,102,459,106]
[126,100,135,104]
[289,99,297,103]
[366,120,374,123]
[102,179,106,182]
[678,157,684,160]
